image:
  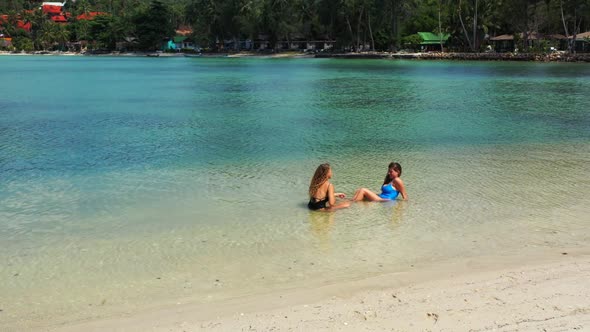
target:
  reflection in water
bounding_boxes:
[386,200,406,227]
[308,211,335,251]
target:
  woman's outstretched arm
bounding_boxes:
[327,184,350,210]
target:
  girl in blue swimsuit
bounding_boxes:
[352,162,408,202]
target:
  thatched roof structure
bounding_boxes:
[570,31,590,39]
[490,33,566,41]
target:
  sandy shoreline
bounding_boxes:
[25,248,589,332]
[2,50,590,62]
[0,51,313,59]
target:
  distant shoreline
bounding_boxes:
[2,50,590,62]
[318,51,590,62]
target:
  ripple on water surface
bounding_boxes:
[0,57,589,329]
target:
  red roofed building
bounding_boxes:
[76,12,107,21]
[17,21,32,31]
[41,2,68,23]
[42,4,63,14]
[1,1,114,40]
[0,14,32,32]
[50,15,67,23]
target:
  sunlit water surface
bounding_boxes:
[1,56,589,328]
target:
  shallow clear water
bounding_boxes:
[1,56,589,327]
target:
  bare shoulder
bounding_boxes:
[317,181,332,195]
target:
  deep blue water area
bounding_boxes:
[1,57,589,182]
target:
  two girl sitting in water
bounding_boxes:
[308,162,407,211]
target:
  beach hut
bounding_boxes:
[173,36,199,51]
[571,31,590,53]
[161,36,200,52]
[222,38,252,51]
[254,35,270,51]
[489,34,514,52]
[0,36,12,48]
[304,39,335,52]
[272,33,308,51]
[417,32,450,52]
[172,28,200,51]
[490,33,567,52]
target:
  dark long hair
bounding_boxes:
[383,162,402,185]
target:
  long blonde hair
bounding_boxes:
[309,163,331,197]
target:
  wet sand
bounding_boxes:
[42,248,590,332]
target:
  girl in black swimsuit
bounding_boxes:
[308,163,350,211]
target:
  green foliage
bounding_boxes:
[186,0,220,46]
[134,0,175,50]
[401,33,421,50]
[404,0,439,33]
[12,36,35,52]
[71,19,91,41]
[89,15,115,48]
[35,20,70,50]
[1,0,590,52]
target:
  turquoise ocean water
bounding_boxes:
[1,56,589,328]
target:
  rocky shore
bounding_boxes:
[316,51,590,62]
[3,50,590,62]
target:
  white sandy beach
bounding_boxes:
[37,248,590,332]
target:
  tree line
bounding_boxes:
[1,0,589,52]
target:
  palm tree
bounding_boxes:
[54,23,70,50]
[25,7,49,49]
[37,20,58,50]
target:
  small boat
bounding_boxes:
[184,53,202,58]
[146,53,160,57]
